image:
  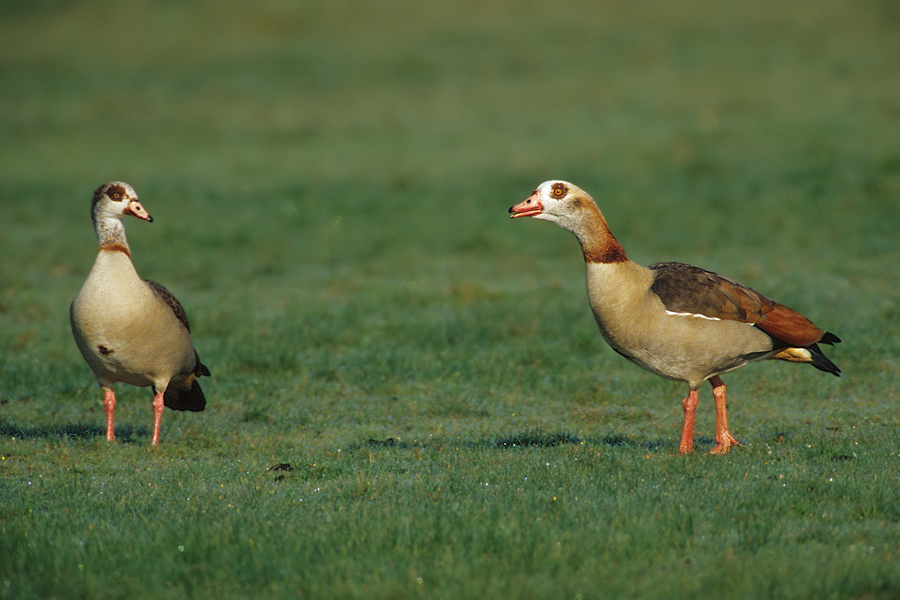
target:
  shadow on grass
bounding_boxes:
[492,431,674,451]
[272,432,676,483]
[350,431,670,452]
[0,421,147,443]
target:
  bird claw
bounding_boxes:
[709,433,739,454]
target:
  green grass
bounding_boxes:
[2,0,899,598]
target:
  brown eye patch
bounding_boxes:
[107,184,126,201]
[550,183,568,198]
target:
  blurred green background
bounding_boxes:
[2,0,899,598]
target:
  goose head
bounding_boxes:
[509,180,597,232]
[91,182,153,225]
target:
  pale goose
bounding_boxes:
[70,182,209,446]
[509,180,840,454]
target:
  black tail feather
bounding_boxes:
[194,350,211,377]
[809,343,841,377]
[820,332,841,345]
[164,380,207,412]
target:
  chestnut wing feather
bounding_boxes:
[649,262,827,347]
[649,262,773,322]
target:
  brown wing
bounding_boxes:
[649,262,774,322]
[649,262,828,347]
[144,279,192,333]
[144,280,210,378]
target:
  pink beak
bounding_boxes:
[508,191,543,218]
[124,200,154,222]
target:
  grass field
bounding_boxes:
[2,0,899,597]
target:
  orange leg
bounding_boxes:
[710,376,739,454]
[151,391,165,447]
[679,389,699,454]
[103,388,117,443]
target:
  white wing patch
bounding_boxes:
[665,310,722,321]
[665,310,759,327]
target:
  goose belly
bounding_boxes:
[595,307,774,387]
[71,268,194,388]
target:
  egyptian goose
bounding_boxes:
[509,180,840,454]
[70,182,209,446]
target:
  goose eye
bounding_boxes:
[550,184,567,198]
[107,185,126,201]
